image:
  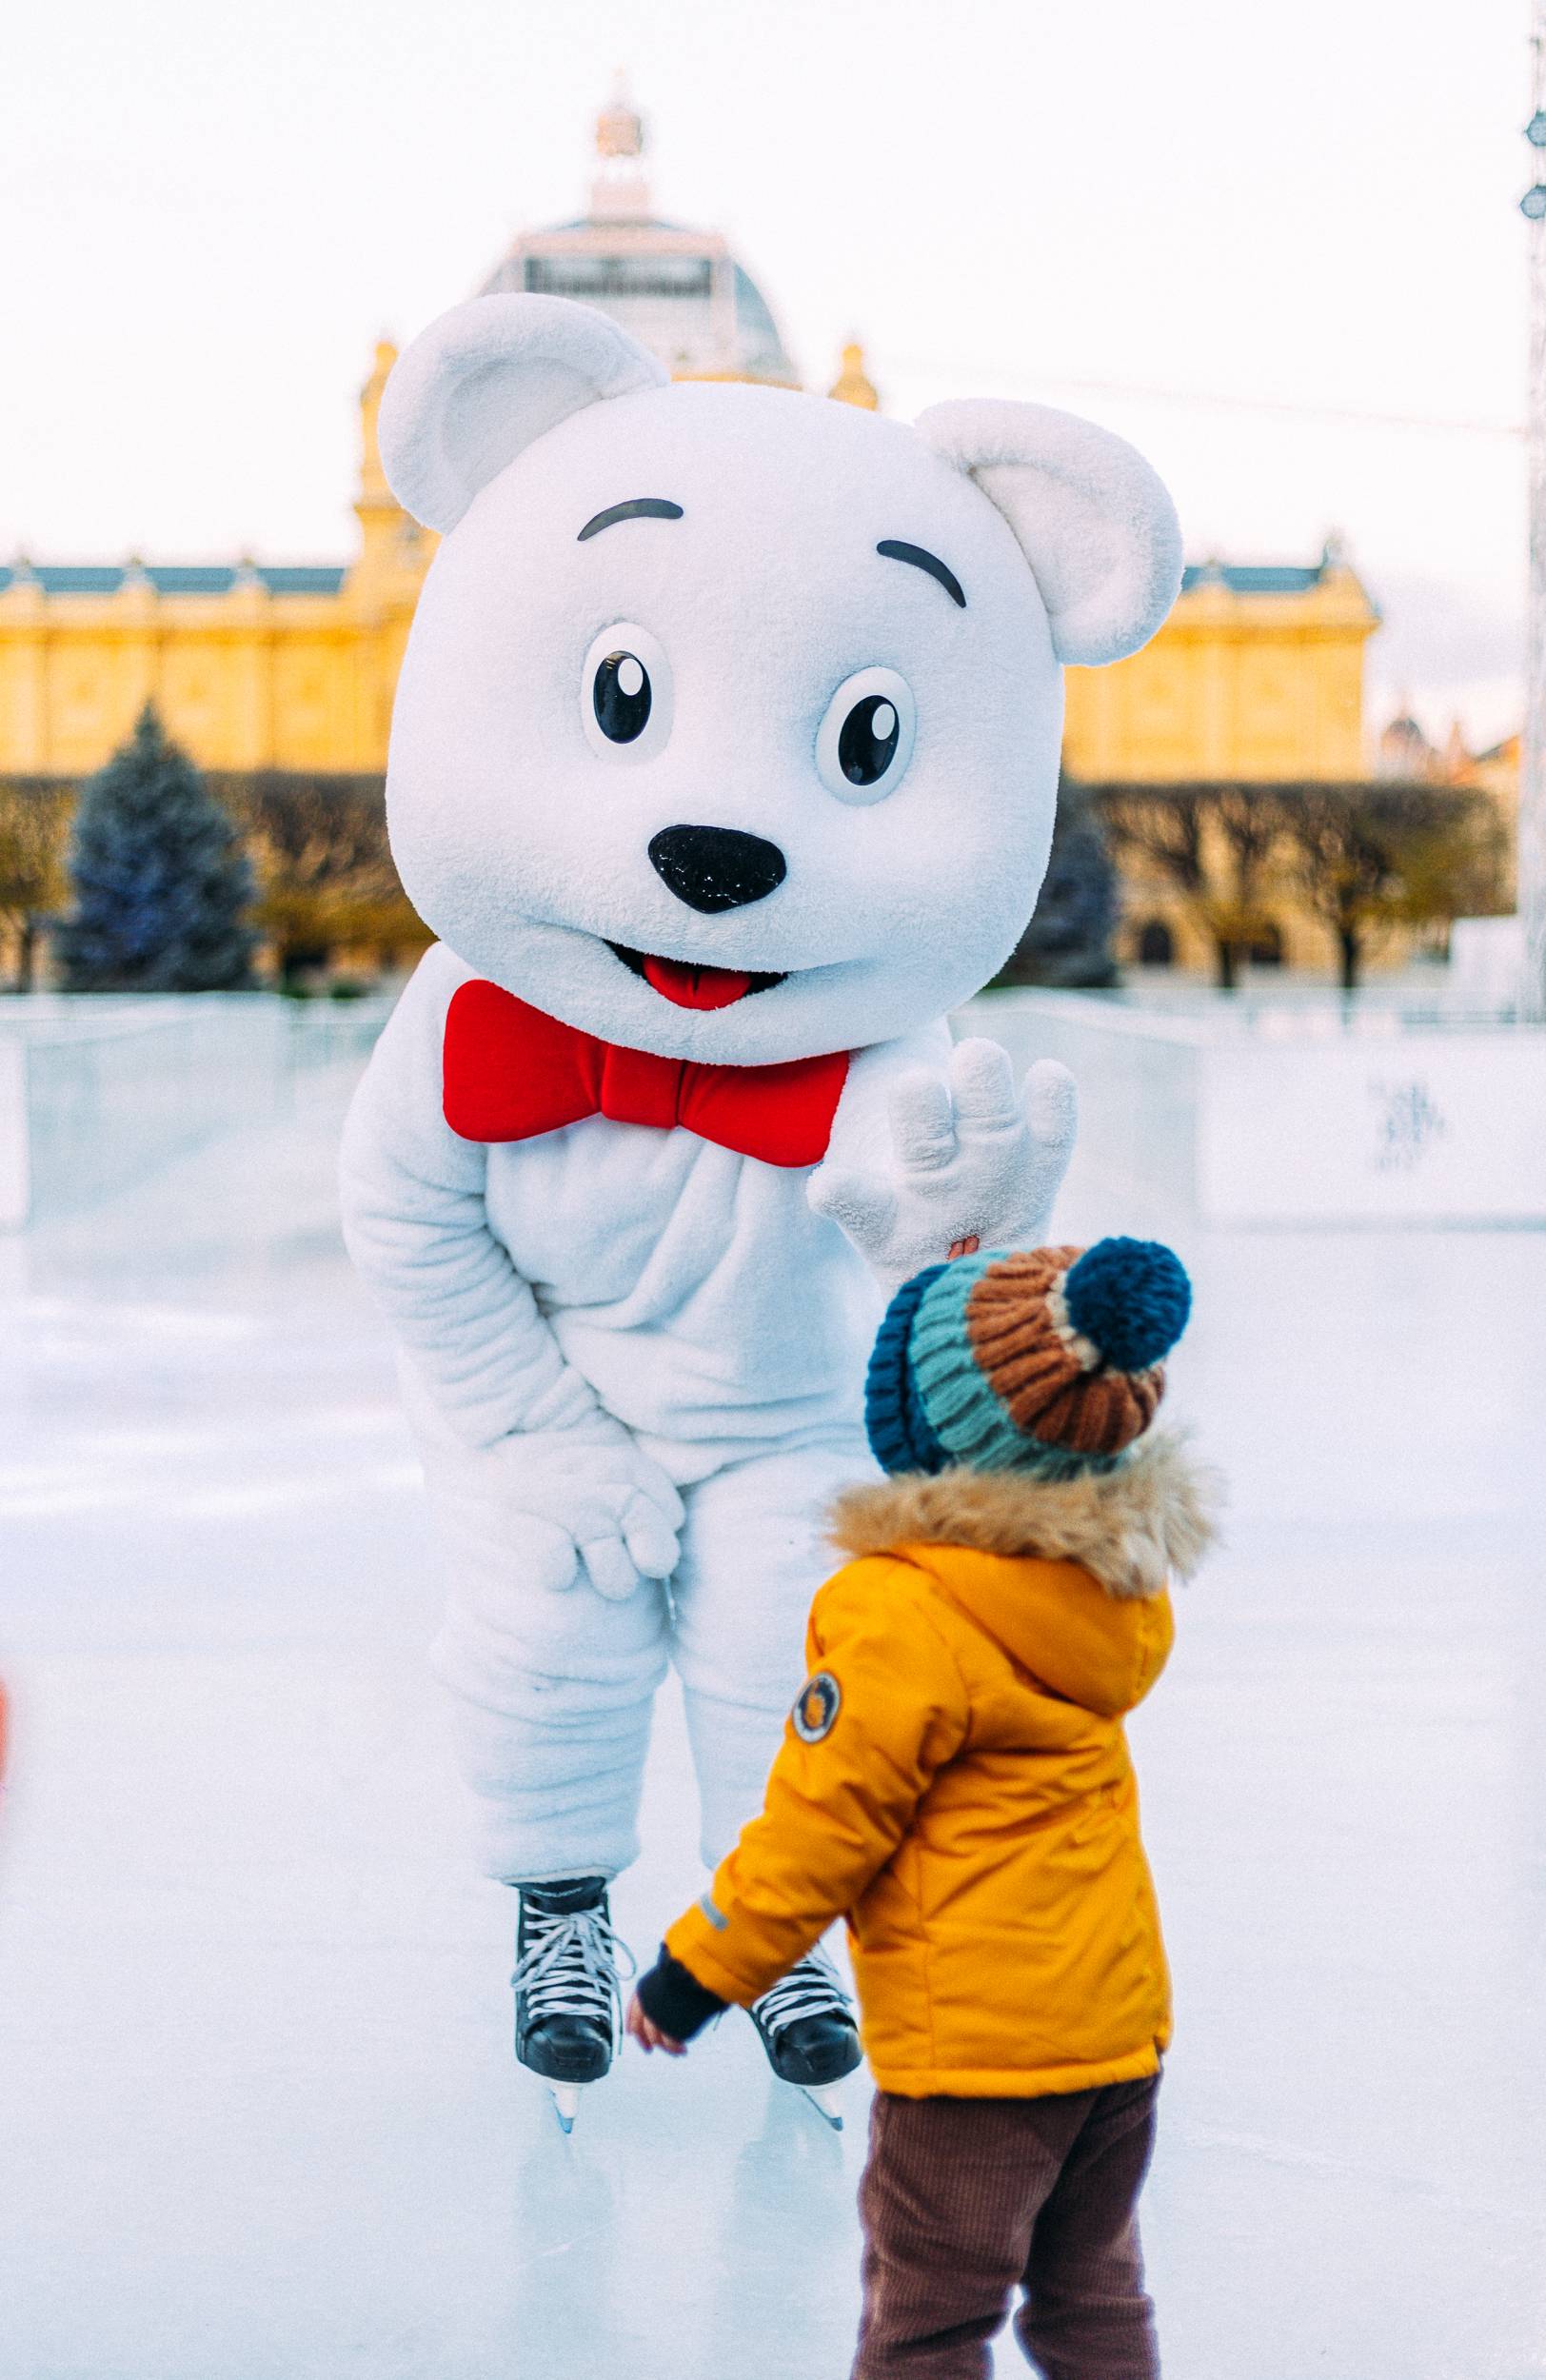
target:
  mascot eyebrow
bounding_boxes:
[578,498,685,542]
[877,540,966,609]
[573,505,965,617]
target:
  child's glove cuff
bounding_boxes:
[636,1947,726,2042]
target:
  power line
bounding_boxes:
[883,358,1523,441]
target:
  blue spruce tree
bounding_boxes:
[59,704,256,990]
[997,777,1120,989]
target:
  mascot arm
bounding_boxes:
[809,1030,1078,1295]
[340,946,589,1449]
[339,947,683,1600]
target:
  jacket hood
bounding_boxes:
[827,1432,1221,1718]
[829,1430,1220,1597]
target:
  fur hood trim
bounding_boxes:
[827,1430,1223,1601]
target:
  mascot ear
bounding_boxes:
[915,400,1182,665]
[379,293,669,534]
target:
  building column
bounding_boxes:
[0,570,50,771]
[227,567,274,770]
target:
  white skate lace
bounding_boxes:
[753,1947,853,2035]
[512,1903,636,2031]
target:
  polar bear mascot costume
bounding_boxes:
[341,293,1181,2128]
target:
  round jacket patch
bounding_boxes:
[792,1671,842,1744]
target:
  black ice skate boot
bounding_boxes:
[512,1877,632,2133]
[749,1945,862,2130]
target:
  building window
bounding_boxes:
[524,254,714,300]
[1136,918,1174,966]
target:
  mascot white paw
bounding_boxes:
[809,1041,1078,1295]
[425,1418,684,1601]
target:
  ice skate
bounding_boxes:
[749,1947,862,2130]
[512,1877,632,2133]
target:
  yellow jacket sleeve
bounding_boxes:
[664,1557,972,2007]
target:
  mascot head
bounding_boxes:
[380,293,1181,1064]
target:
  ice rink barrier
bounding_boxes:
[962,988,1546,1228]
[4,985,1540,1233]
[0,993,392,1230]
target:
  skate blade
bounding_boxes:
[548,2081,585,2135]
[799,2083,845,2132]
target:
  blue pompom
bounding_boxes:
[1063,1237,1191,1373]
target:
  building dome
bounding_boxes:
[478,88,798,387]
[1376,704,1439,782]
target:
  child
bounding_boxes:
[627,1238,1219,2379]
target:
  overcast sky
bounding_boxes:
[1,0,1533,746]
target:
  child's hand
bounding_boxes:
[625,1991,687,2056]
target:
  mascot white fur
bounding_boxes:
[341,293,1181,2128]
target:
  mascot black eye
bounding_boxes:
[838,694,900,785]
[816,667,916,805]
[580,622,673,763]
[593,650,651,743]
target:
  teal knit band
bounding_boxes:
[906,1252,1122,1480]
[908,1255,1020,1467]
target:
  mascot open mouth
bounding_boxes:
[606,942,787,1011]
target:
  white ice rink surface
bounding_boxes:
[2,1058,1544,2380]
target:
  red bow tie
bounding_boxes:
[443,980,849,1170]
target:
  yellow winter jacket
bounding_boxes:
[665,1437,1216,2098]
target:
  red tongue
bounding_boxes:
[641,956,755,1011]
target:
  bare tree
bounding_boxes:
[217,774,427,985]
[1096,783,1287,988]
[1094,780,1508,992]
[0,781,71,991]
[1206,785,1291,988]
[1277,782,1508,991]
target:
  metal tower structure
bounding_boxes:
[1520,17,1546,1016]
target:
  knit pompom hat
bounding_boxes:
[864,1238,1192,1480]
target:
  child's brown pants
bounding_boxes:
[852,2073,1160,2380]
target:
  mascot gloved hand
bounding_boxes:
[809,1038,1078,1295]
[426,1415,685,1604]
[339,292,1181,2132]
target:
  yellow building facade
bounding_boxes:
[0,95,1379,816]
[1064,545,1376,783]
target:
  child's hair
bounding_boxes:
[865,1238,1192,1481]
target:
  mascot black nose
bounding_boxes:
[648,824,787,914]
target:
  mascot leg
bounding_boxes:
[433,1547,671,2129]
[670,1435,871,2126]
